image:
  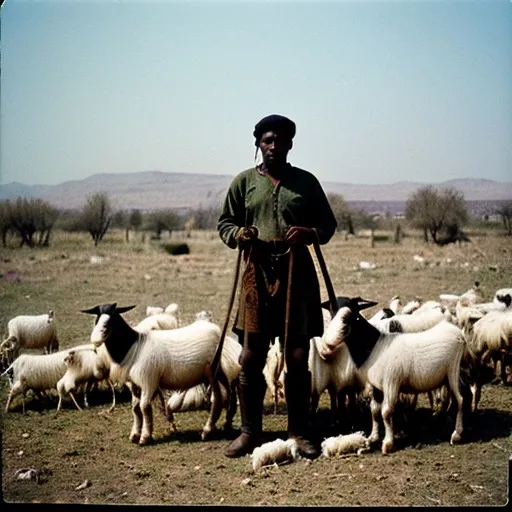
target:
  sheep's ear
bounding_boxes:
[81,306,101,315]
[352,297,379,311]
[321,296,350,310]
[116,305,136,315]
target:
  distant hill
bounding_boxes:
[0,171,511,214]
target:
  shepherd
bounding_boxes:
[217,114,338,459]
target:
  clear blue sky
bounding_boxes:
[1,0,511,186]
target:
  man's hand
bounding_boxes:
[235,225,259,247]
[284,226,317,245]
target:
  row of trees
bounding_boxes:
[0,188,510,249]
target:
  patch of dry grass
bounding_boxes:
[1,228,511,506]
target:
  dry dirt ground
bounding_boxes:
[1,229,511,507]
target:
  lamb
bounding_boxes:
[250,438,300,471]
[56,344,116,412]
[81,303,233,445]
[1,311,59,363]
[320,431,370,457]
[2,344,93,413]
[318,297,466,454]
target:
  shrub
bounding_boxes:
[161,243,190,255]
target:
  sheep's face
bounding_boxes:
[90,314,111,347]
[320,307,352,357]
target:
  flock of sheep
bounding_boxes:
[1,283,511,469]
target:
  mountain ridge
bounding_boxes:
[1,171,511,211]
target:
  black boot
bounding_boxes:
[224,370,266,458]
[285,371,320,460]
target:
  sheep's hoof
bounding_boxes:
[368,434,379,444]
[381,441,393,455]
[130,433,141,444]
[450,431,462,444]
[201,429,212,441]
[139,436,152,446]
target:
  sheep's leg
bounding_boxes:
[448,370,464,445]
[310,391,320,425]
[381,386,398,455]
[437,384,451,415]
[336,389,352,434]
[224,380,238,432]
[139,389,154,445]
[5,381,24,413]
[69,391,83,412]
[499,353,507,384]
[155,388,176,434]
[107,379,116,412]
[129,385,143,444]
[471,382,481,412]
[328,382,338,421]
[369,387,383,444]
[202,381,222,441]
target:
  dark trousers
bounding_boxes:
[238,332,312,437]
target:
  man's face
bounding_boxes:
[258,130,292,167]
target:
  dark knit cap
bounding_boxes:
[253,114,296,146]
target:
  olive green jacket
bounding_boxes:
[218,165,337,248]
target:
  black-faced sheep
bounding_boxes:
[81,303,232,445]
[318,297,466,454]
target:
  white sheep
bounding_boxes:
[375,307,453,334]
[400,298,422,315]
[1,311,59,363]
[56,344,116,412]
[439,282,481,310]
[263,338,284,414]
[319,298,466,454]
[134,311,179,333]
[165,332,242,430]
[462,309,512,407]
[320,431,370,457]
[167,384,209,412]
[194,310,214,323]
[81,303,234,445]
[311,298,376,430]
[250,438,300,471]
[494,288,512,308]
[145,306,164,316]
[2,344,93,413]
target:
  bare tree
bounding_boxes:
[496,201,512,236]
[0,200,12,248]
[82,193,113,246]
[8,198,59,247]
[327,193,355,234]
[405,186,468,244]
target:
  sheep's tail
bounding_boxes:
[1,361,15,378]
